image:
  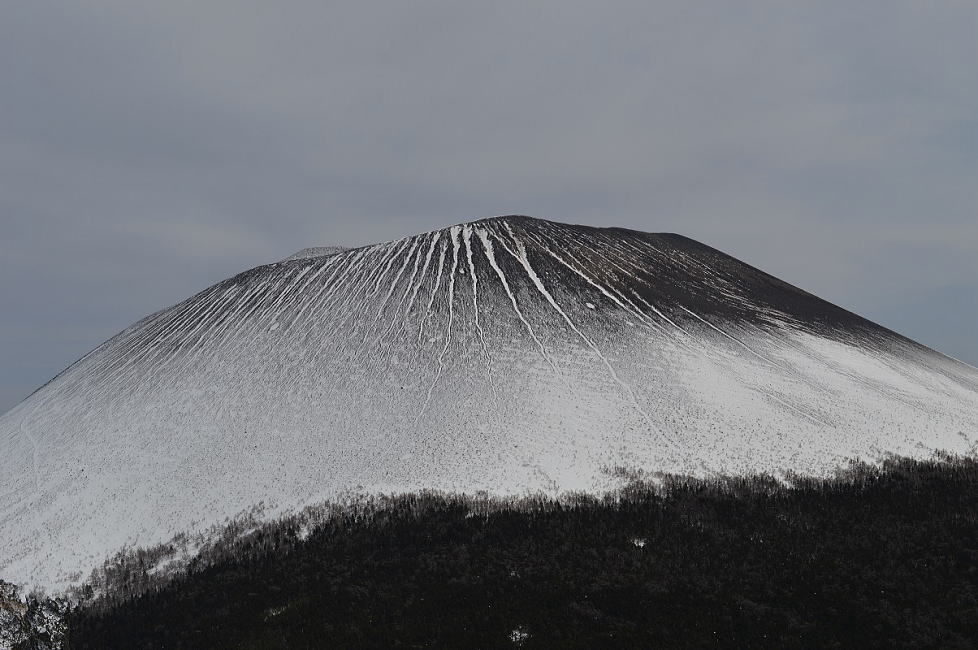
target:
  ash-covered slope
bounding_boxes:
[2,215,977,591]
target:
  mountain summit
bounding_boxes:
[2,215,977,591]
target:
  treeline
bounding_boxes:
[37,455,978,647]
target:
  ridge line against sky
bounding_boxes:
[1,1,976,414]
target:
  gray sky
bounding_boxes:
[1,1,976,414]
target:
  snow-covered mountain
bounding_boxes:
[2,215,976,592]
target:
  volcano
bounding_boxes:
[2,215,976,591]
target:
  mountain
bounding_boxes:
[2,215,976,592]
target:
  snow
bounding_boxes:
[1,215,976,594]
[282,246,349,262]
[510,626,531,644]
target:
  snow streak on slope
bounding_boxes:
[1,215,977,592]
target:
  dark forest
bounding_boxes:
[6,455,978,649]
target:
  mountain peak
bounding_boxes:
[2,216,976,592]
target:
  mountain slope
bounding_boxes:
[1,215,976,591]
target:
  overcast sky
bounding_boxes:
[1,1,976,414]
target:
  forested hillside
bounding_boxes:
[57,455,978,649]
